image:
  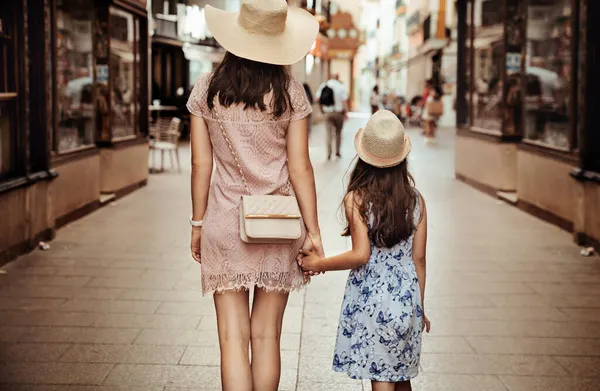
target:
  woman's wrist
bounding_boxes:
[307,229,321,236]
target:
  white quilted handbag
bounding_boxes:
[213,99,302,244]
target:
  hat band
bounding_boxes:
[238,4,287,35]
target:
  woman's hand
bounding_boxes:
[297,232,324,276]
[422,314,431,333]
[190,227,202,263]
[297,249,324,273]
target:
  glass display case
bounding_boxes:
[54,1,95,153]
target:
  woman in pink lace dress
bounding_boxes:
[187,1,322,390]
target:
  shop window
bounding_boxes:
[0,3,18,178]
[524,0,572,150]
[110,6,142,140]
[472,39,504,133]
[54,0,96,153]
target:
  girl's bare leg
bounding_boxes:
[250,287,289,391]
[395,380,413,391]
[371,381,396,391]
[214,290,252,391]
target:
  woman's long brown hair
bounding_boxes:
[207,52,292,119]
[343,158,418,248]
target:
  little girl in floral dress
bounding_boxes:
[299,110,430,391]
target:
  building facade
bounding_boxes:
[1,0,150,262]
[455,0,600,249]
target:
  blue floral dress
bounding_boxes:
[332,196,423,382]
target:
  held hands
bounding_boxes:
[297,232,325,276]
[297,249,323,274]
[190,227,202,263]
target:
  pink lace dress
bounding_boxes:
[187,73,313,295]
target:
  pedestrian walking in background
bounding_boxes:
[303,82,314,134]
[299,110,430,391]
[423,86,444,144]
[317,73,349,160]
[370,85,382,114]
[187,1,324,390]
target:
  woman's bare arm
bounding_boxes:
[190,115,213,221]
[413,194,428,312]
[287,117,320,237]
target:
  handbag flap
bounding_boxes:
[241,196,302,240]
[242,195,301,217]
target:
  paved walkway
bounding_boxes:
[1,118,600,391]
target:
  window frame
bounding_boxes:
[0,0,24,181]
[49,0,98,157]
[108,4,145,142]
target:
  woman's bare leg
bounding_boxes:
[250,287,289,391]
[371,380,396,391]
[214,290,252,391]
[395,380,413,391]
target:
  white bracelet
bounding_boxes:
[190,216,203,227]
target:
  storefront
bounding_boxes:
[0,0,150,262]
[455,0,600,249]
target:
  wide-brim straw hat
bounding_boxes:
[205,0,319,66]
[354,110,412,168]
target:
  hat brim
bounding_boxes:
[354,128,412,168]
[205,6,319,66]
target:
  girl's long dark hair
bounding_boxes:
[207,52,292,118]
[343,158,418,248]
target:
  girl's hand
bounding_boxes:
[422,314,431,333]
[297,249,324,273]
[190,227,202,263]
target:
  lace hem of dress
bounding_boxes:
[202,271,309,296]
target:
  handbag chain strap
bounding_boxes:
[212,97,291,196]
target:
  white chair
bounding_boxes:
[149,117,181,172]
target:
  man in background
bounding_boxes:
[316,73,349,160]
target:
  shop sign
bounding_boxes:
[506,52,521,74]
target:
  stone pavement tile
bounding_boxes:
[559,308,600,321]
[3,266,60,277]
[10,326,140,344]
[0,326,27,342]
[298,356,361,384]
[0,386,163,391]
[427,319,528,338]
[59,299,161,314]
[301,317,339,336]
[421,354,568,376]
[300,335,336,358]
[0,286,124,300]
[528,282,600,296]
[425,295,494,309]
[279,369,299,391]
[117,289,202,302]
[0,343,71,362]
[108,259,192,272]
[432,281,534,295]
[92,313,201,330]
[86,276,179,290]
[553,356,600,377]
[303,301,345,321]
[466,337,600,356]
[178,346,220,366]
[296,381,363,391]
[0,298,66,311]
[0,362,114,385]
[422,336,475,354]
[0,311,99,327]
[486,294,556,308]
[408,374,508,391]
[427,308,569,322]
[1,275,92,288]
[57,267,144,279]
[133,329,216,346]
[59,344,185,365]
[498,376,598,391]
[103,364,220,388]
[155,301,218,316]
